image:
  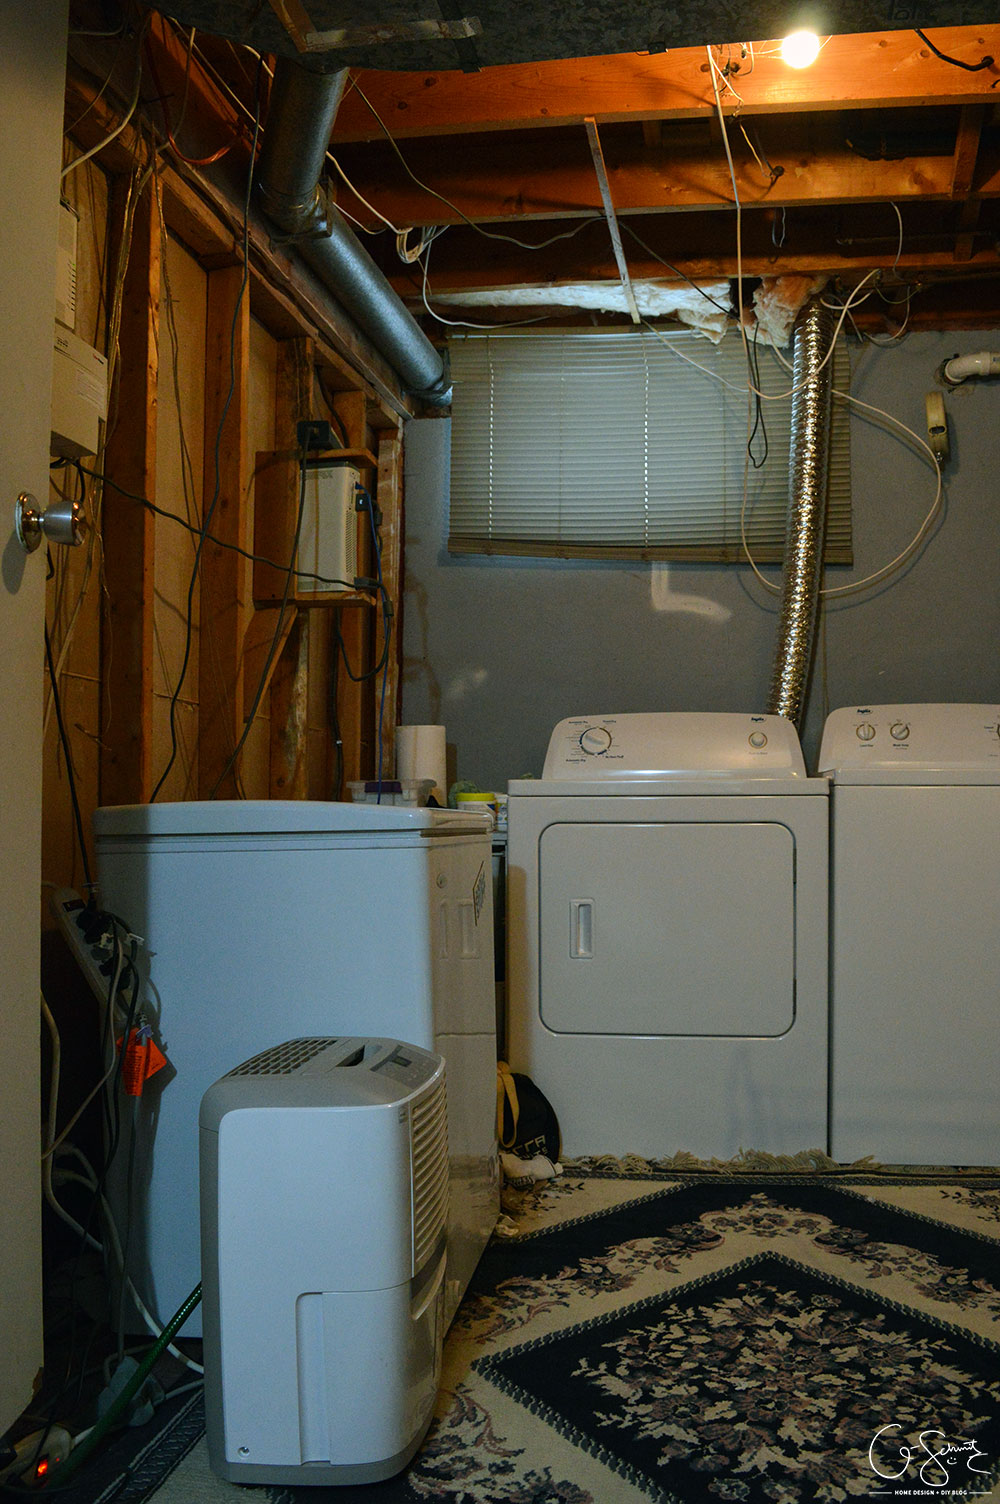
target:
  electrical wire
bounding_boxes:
[206,447,312,799]
[40,971,205,1375]
[150,60,263,802]
[44,625,94,895]
[143,22,236,167]
[360,487,391,790]
[740,345,945,600]
[618,224,732,315]
[914,27,994,71]
[348,77,603,251]
[417,235,552,330]
[74,462,370,592]
[61,18,149,182]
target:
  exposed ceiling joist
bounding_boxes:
[332,31,1000,141]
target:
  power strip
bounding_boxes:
[0,1427,72,1487]
[50,887,124,1007]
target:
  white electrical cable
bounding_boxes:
[61,23,147,181]
[40,993,204,1375]
[738,352,944,599]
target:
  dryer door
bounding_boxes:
[538,821,795,1036]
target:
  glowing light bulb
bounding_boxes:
[780,30,820,68]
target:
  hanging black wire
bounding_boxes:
[915,28,994,70]
[44,623,94,895]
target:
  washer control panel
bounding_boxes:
[818,703,1000,773]
[541,712,806,779]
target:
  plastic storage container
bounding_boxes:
[347,779,435,806]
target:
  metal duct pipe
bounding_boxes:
[766,297,836,726]
[256,58,451,405]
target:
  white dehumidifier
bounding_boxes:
[199,1036,450,1486]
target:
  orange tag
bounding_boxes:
[117,1028,168,1097]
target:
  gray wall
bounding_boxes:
[401,330,1000,790]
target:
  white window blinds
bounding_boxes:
[447,328,852,563]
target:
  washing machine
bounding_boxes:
[94,799,499,1333]
[819,703,1000,1166]
[506,712,829,1159]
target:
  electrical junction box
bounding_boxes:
[51,325,108,459]
[297,462,360,594]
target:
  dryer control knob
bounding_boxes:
[579,726,613,755]
[748,732,768,749]
[890,722,910,740]
[856,723,876,742]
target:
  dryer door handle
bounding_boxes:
[570,898,595,959]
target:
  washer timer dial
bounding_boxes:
[579,725,613,756]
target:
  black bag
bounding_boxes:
[496,1061,561,1162]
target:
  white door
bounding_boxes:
[0,0,68,1432]
[539,820,796,1036]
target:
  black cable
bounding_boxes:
[915,28,994,71]
[622,224,732,315]
[74,463,368,594]
[745,324,769,471]
[44,625,94,895]
[151,57,263,802]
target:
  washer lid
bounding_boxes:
[818,704,1000,784]
[93,799,490,839]
[540,712,806,780]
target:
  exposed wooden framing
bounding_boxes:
[100,175,160,805]
[265,338,312,798]
[376,430,404,777]
[266,0,315,53]
[951,105,986,198]
[143,12,250,162]
[334,29,1000,140]
[334,389,373,787]
[332,128,982,232]
[269,616,310,797]
[584,119,640,323]
[62,62,416,421]
[952,105,986,261]
[198,262,251,797]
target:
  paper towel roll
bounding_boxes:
[396,725,447,805]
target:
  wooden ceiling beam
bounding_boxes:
[333,28,1000,141]
[331,134,983,230]
[386,205,1000,295]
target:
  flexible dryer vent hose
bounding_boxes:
[766,297,836,726]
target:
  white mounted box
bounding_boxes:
[297,462,360,593]
[51,325,107,458]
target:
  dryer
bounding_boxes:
[819,703,1000,1166]
[507,713,829,1159]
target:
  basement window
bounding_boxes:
[447,328,852,564]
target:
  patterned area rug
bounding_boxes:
[61,1168,1000,1503]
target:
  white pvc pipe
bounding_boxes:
[941,350,1000,385]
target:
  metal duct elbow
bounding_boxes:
[766,298,836,727]
[256,58,451,406]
